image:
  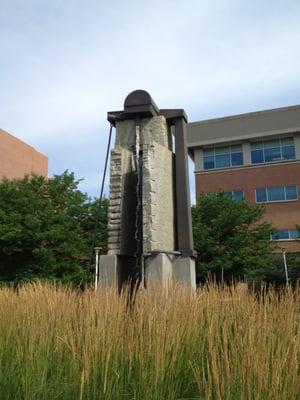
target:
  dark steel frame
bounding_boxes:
[108,90,195,257]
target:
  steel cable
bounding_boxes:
[90,123,113,267]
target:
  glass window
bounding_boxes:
[285,186,298,200]
[256,188,267,202]
[215,154,231,168]
[271,229,300,240]
[222,190,244,200]
[203,156,215,170]
[251,137,295,164]
[231,152,243,166]
[282,146,295,160]
[215,146,229,155]
[264,139,280,149]
[268,186,285,201]
[256,185,298,202]
[203,145,244,170]
[232,190,244,200]
[264,147,282,162]
[251,141,263,150]
[271,230,289,240]
[290,229,300,239]
[251,149,264,164]
[281,137,294,146]
[203,148,214,156]
[231,144,243,152]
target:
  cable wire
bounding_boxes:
[90,123,113,266]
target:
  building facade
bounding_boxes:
[187,105,300,252]
[0,128,48,179]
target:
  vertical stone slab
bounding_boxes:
[143,142,174,252]
[101,119,139,287]
[141,116,172,149]
[142,115,174,253]
[107,118,138,256]
[107,149,122,254]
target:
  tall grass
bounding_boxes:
[0,282,299,399]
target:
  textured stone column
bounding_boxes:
[142,116,174,253]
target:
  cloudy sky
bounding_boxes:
[1,0,300,199]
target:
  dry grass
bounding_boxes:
[0,282,299,399]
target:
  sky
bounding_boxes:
[1,0,300,201]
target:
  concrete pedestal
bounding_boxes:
[173,256,196,289]
[99,255,138,291]
[144,253,196,289]
[98,255,120,288]
[144,253,173,288]
[99,253,196,290]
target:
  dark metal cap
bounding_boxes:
[107,89,187,125]
[124,90,159,115]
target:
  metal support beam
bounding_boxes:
[174,117,194,256]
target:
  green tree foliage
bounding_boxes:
[266,252,300,286]
[0,172,108,284]
[192,192,276,282]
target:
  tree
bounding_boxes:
[0,172,108,285]
[192,192,276,282]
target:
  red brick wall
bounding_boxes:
[0,128,48,179]
[195,162,300,252]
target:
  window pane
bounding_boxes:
[281,137,294,146]
[215,146,229,155]
[231,152,243,166]
[256,188,267,202]
[204,156,215,170]
[268,186,285,201]
[272,230,289,240]
[215,154,231,168]
[232,190,244,200]
[290,229,300,239]
[251,149,264,164]
[251,141,263,150]
[285,185,297,200]
[278,230,289,240]
[264,147,281,162]
[231,144,242,153]
[203,148,214,156]
[282,145,295,160]
[264,139,280,149]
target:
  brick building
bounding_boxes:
[187,105,300,252]
[0,128,48,179]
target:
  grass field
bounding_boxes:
[0,282,299,399]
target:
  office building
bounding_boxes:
[0,128,48,179]
[187,105,300,251]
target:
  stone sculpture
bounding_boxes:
[99,90,196,289]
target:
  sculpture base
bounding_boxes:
[99,253,196,290]
[144,253,173,288]
[98,255,136,291]
[173,256,196,289]
[145,253,196,289]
